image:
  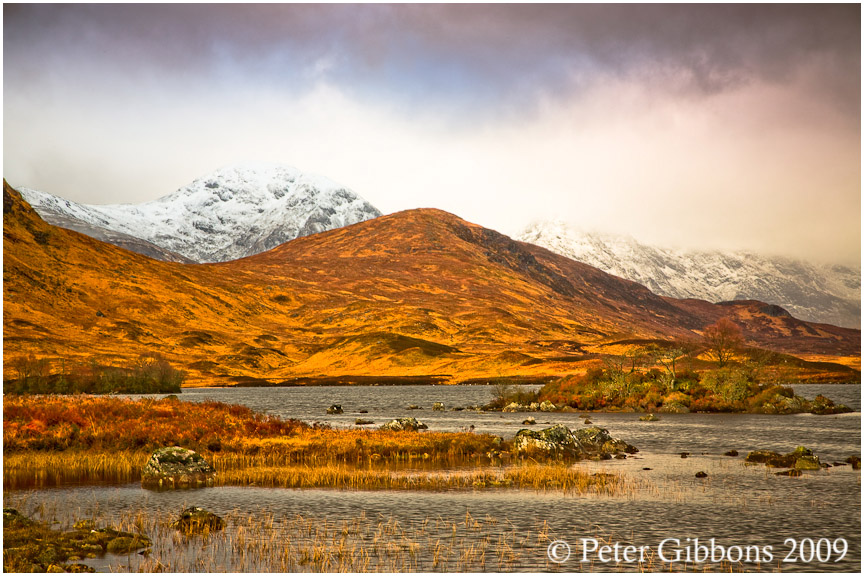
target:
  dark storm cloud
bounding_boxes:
[3,4,860,266]
[4,4,860,114]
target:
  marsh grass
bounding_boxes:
[6,395,628,494]
[215,463,630,495]
[4,451,149,488]
[4,448,630,497]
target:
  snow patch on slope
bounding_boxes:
[518,220,860,328]
[20,163,382,263]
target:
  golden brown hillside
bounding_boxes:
[3,181,859,385]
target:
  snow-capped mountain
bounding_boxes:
[19,163,382,263]
[517,220,861,329]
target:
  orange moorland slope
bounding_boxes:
[3,181,859,385]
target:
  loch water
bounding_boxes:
[4,384,860,572]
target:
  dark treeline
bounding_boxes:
[5,354,184,395]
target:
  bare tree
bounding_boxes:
[647,344,687,391]
[624,346,644,373]
[701,318,744,368]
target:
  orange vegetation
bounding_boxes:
[5,396,625,495]
[3,181,859,385]
[2,396,497,464]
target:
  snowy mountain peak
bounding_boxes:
[19,163,382,263]
[162,163,341,204]
[517,221,861,328]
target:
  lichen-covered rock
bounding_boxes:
[513,424,637,460]
[539,401,556,412]
[777,395,806,414]
[514,424,578,455]
[745,450,794,467]
[745,449,784,465]
[502,402,527,412]
[141,446,215,489]
[574,426,638,456]
[432,402,445,411]
[4,508,35,529]
[171,507,225,534]
[810,395,852,415]
[106,536,148,554]
[2,513,148,572]
[794,455,822,470]
[639,413,660,421]
[745,446,821,471]
[380,417,428,432]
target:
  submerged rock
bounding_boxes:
[141,446,215,489]
[354,418,375,425]
[513,424,637,460]
[522,416,536,425]
[745,449,789,466]
[846,456,861,470]
[745,446,822,471]
[326,404,343,414]
[432,402,445,411]
[724,450,739,457]
[2,512,148,572]
[695,471,708,478]
[380,417,428,432]
[639,414,660,421]
[171,507,225,534]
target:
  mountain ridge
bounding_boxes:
[18,163,382,263]
[5,181,857,386]
[517,220,860,328]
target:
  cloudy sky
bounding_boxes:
[3,4,860,265]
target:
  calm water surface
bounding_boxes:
[6,384,860,572]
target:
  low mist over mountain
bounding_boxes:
[518,221,860,329]
[18,163,382,263]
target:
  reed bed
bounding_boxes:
[215,463,631,496]
[4,448,631,497]
[3,451,150,488]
